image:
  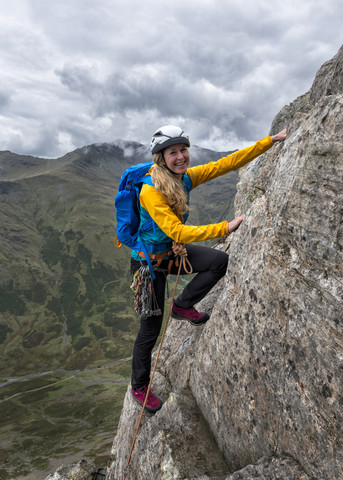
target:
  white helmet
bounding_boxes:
[150,125,190,154]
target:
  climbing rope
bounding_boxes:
[172,242,193,274]
[123,242,192,479]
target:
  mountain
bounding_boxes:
[0,141,237,378]
[0,139,238,478]
[108,47,343,479]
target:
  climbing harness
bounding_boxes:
[130,242,192,320]
[135,249,173,268]
[123,242,193,480]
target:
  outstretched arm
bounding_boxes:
[188,130,287,189]
[187,137,273,188]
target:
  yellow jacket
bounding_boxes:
[139,136,273,246]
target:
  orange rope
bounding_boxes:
[172,242,193,274]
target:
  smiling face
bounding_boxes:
[163,143,190,179]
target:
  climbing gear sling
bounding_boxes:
[130,265,162,320]
[130,243,192,321]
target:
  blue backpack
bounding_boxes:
[114,161,157,277]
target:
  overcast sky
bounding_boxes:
[0,0,342,158]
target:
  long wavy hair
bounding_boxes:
[150,151,189,221]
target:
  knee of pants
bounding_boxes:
[212,250,229,273]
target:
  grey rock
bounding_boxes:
[310,44,343,105]
[192,455,311,480]
[222,455,311,479]
[108,384,229,480]
[44,458,99,480]
[110,45,343,480]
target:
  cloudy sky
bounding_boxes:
[0,0,342,158]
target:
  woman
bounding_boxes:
[130,125,287,412]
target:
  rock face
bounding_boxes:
[44,458,105,480]
[108,46,343,480]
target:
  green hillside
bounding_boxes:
[1,146,133,378]
[0,142,237,379]
[0,141,238,478]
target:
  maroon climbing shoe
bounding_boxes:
[131,386,162,413]
[171,302,209,326]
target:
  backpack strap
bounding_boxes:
[137,238,156,280]
[183,173,193,193]
[114,235,121,248]
[142,174,154,187]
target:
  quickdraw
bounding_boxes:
[130,265,161,319]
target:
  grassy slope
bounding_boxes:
[1,147,135,379]
[0,144,238,379]
[0,142,238,478]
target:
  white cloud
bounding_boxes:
[0,0,342,157]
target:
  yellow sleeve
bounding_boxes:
[140,184,228,243]
[187,136,273,188]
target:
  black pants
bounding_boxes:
[131,244,228,389]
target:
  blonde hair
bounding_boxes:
[150,152,188,221]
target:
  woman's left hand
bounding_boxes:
[271,128,287,143]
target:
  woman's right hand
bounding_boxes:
[227,214,245,234]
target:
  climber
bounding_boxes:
[129,124,287,412]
